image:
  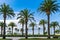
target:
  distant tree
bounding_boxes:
[29,22,36,36]
[0,22,4,35]
[39,19,47,35]
[18,18,24,36]
[8,22,16,35]
[50,21,59,36]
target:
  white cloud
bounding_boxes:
[14,11,19,19]
[14,12,19,14]
[0,20,20,28]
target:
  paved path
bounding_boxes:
[6,37,20,40]
[6,37,47,40]
[0,37,48,40]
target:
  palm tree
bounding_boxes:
[38,0,60,38]
[0,3,15,39]
[29,22,36,36]
[50,21,59,36]
[18,18,24,36]
[39,19,47,35]
[8,22,16,35]
[17,9,34,39]
[0,22,4,35]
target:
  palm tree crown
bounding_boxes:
[38,0,60,15]
[0,3,15,18]
[0,22,7,27]
[0,22,4,27]
[18,18,24,25]
[8,22,16,27]
[29,22,36,28]
[50,21,59,27]
[39,19,47,25]
[17,9,35,22]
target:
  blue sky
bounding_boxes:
[0,0,60,34]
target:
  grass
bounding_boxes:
[0,39,11,40]
[20,38,60,40]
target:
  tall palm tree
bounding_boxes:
[17,9,34,39]
[0,22,4,35]
[38,0,60,38]
[39,19,47,35]
[8,22,16,35]
[29,22,36,36]
[0,3,15,39]
[18,18,24,36]
[50,21,59,36]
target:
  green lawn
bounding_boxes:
[20,38,60,40]
[0,39,11,40]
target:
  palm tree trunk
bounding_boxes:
[54,26,55,36]
[1,27,3,35]
[12,27,13,35]
[43,24,45,35]
[25,20,28,39]
[22,24,24,36]
[32,26,34,36]
[47,15,50,39]
[3,15,6,39]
